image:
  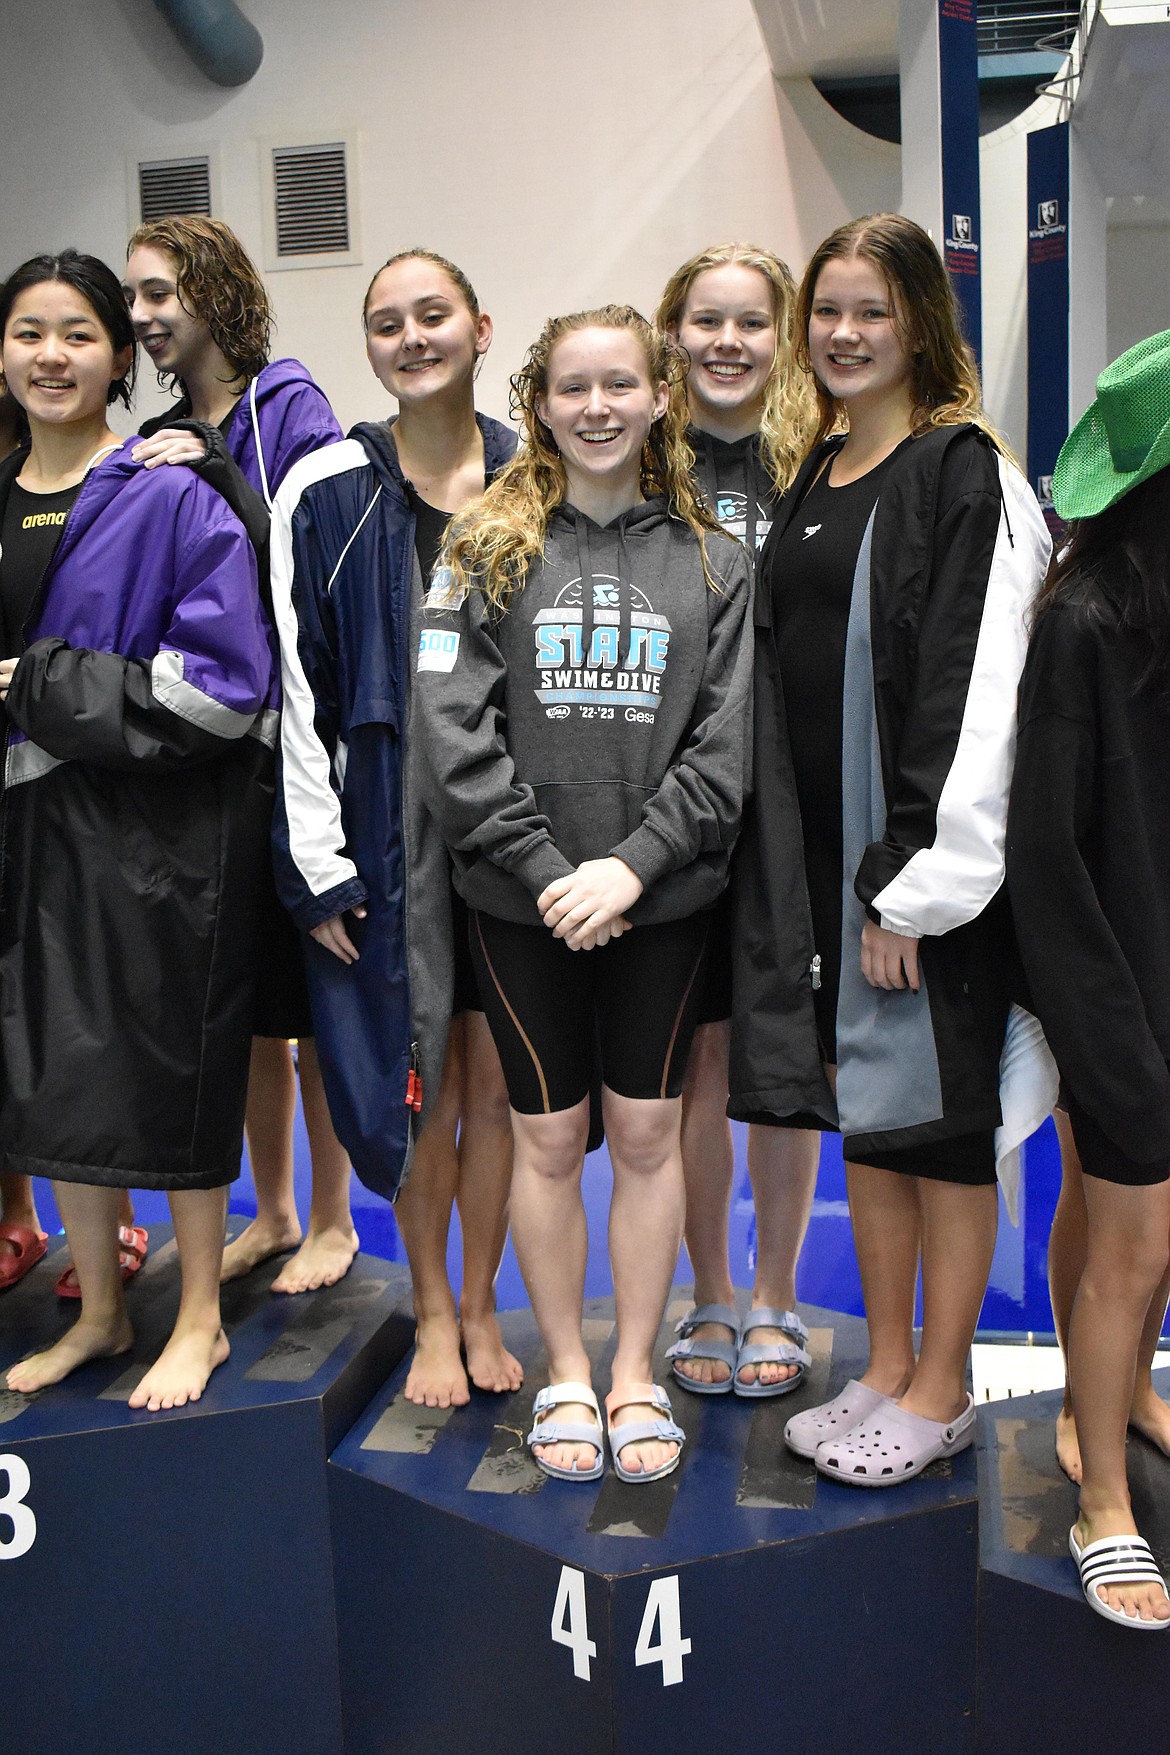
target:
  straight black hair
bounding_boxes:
[0,249,137,410]
[1037,466,1170,710]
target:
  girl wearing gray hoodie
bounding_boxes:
[414,306,753,1484]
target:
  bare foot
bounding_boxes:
[220,1216,302,1284]
[607,1397,679,1477]
[672,1316,735,1389]
[129,1325,230,1411]
[533,1400,603,1475]
[404,1312,470,1409]
[7,1313,133,1394]
[1076,1513,1170,1623]
[270,1224,358,1294]
[735,1312,802,1390]
[460,1309,523,1394]
[1056,1404,1082,1483]
[1129,1384,1170,1457]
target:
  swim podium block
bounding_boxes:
[0,1224,413,1755]
[329,1297,979,1755]
[976,1375,1170,1753]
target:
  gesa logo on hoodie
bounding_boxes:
[531,575,671,720]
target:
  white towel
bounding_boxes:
[995,1003,1059,1226]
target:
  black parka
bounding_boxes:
[730,425,1051,1160]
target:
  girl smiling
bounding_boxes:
[415,305,753,1481]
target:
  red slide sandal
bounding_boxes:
[0,1223,49,1291]
[55,1224,149,1299]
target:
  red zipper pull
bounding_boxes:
[405,1041,423,1113]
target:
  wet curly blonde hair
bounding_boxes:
[655,241,817,494]
[442,305,725,613]
[127,215,272,387]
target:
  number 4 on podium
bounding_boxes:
[551,1566,691,1687]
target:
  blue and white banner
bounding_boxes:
[938,0,982,366]
[1026,121,1070,532]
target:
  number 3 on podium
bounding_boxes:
[0,1454,35,1559]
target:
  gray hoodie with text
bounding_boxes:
[413,496,753,927]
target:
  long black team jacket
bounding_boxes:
[1007,585,1170,1166]
[729,424,1051,1160]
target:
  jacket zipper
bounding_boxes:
[405,1039,422,1114]
[810,954,822,990]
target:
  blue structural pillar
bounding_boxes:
[900,0,983,365]
[1026,123,1071,527]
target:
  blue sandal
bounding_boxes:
[527,1381,605,1482]
[733,1308,811,1399]
[605,1383,685,1483]
[665,1303,740,1395]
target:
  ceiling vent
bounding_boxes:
[138,155,213,223]
[262,133,361,271]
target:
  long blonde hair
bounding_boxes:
[796,213,1012,458]
[443,305,724,613]
[655,242,817,494]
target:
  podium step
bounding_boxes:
[976,1374,1170,1753]
[0,1224,413,1755]
[329,1296,979,1755]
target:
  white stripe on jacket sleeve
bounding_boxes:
[872,457,1052,940]
[270,440,372,905]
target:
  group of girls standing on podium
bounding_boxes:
[0,208,1167,1627]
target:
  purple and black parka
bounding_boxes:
[0,444,276,1191]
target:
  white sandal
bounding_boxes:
[1069,1526,1170,1630]
[526,1381,605,1482]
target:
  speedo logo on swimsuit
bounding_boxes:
[715,490,771,550]
[802,524,822,541]
[21,511,68,529]
[532,575,671,719]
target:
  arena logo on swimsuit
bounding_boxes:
[715,491,771,550]
[533,575,671,719]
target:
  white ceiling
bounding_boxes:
[751,0,900,80]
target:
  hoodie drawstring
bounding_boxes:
[743,440,760,556]
[573,511,595,671]
[572,508,632,673]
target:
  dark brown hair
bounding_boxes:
[1036,467,1170,709]
[128,215,272,385]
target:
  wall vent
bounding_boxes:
[138,155,213,223]
[272,142,350,257]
